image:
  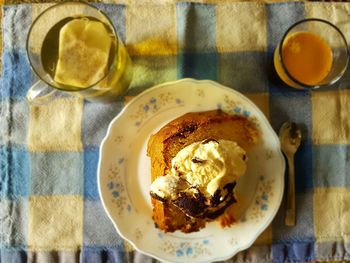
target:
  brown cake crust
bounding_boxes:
[147,109,259,233]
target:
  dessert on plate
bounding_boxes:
[147,110,259,233]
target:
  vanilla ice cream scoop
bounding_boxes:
[150,173,180,199]
[150,139,247,219]
[171,139,247,197]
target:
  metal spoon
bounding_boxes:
[279,122,302,226]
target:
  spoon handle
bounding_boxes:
[285,155,295,226]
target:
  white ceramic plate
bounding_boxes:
[98,79,285,263]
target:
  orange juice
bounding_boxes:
[274,32,333,88]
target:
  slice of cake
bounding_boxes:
[147,110,259,233]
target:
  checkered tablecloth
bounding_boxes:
[1,1,350,262]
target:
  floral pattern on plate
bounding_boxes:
[161,240,211,258]
[106,160,132,216]
[129,93,184,127]
[99,79,285,263]
[247,176,275,222]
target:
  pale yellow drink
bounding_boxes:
[41,16,132,101]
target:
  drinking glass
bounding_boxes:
[26,2,133,103]
[274,18,348,90]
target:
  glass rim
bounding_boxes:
[278,18,349,89]
[26,1,119,92]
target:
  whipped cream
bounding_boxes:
[150,139,247,199]
[150,173,179,199]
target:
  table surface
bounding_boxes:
[1,1,350,263]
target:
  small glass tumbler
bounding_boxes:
[274,18,348,90]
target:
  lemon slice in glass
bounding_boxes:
[54,18,112,88]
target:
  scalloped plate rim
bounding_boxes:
[98,78,285,263]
